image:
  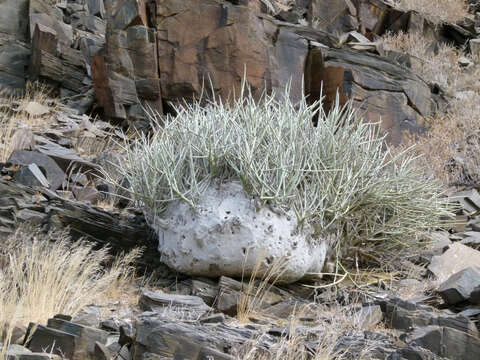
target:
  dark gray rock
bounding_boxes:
[0,39,30,93]
[94,341,112,360]
[381,298,478,337]
[72,185,101,204]
[357,305,383,330]
[451,189,480,214]
[8,150,65,190]
[470,285,480,304]
[107,342,122,356]
[13,164,49,188]
[116,345,132,360]
[0,0,30,41]
[306,46,436,145]
[46,318,109,359]
[72,306,102,328]
[189,278,219,307]
[86,0,106,18]
[119,325,135,347]
[409,325,480,360]
[199,313,226,324]
[26,324,76,359]
[133,316,251,360]
[437,267,480,305]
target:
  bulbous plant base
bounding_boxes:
[154,181,328,284]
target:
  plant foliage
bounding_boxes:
[102,85,453,256]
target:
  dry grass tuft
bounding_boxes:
[237,253,289,323]
[382,31,461,91]
[0,82,57,163]
[0,225,141,353]
[383,30,480,185]
[238,303,374,360]
[392,0,470,24]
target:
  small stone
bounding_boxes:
[100,319,120,333]
[356,305,383,330]
[107,342,122,355]
[13,164,49,188]
[199,313,226,324]
[8,150,65,190]
[72,185,101,204]
[19,101,50,117]
[458,56,473,67]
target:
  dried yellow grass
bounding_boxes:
[238,303,374,360]
[382,31,461,91]
[237,252,289,323]
[383,30,480,185]
[0,82,57,163]
[392,0,470,23]
[0,225,141,354]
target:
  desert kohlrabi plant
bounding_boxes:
[101,85,454,259]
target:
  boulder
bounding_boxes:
[428,243,480,281]
[154,181,328,284]
[93,0,445,144]
[8,150,66,190]
[437,267,480,305]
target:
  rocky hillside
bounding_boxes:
[2,0,480,359]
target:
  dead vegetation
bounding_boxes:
[0,82,57,163]
[383,30,480,185]
[0,225,142,354]
[383,31,462,91]
[237,295,376,360]
[392,0,470,23]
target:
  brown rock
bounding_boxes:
[156,0,271,102]
[305,46,436,144]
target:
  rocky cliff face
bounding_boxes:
[1,0,477,143]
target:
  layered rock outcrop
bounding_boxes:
[1,0,476,142]
[91,0,473,142]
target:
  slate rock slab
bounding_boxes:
[409,325,480,360]
[133,316,255,360]
[138,290,211,319]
